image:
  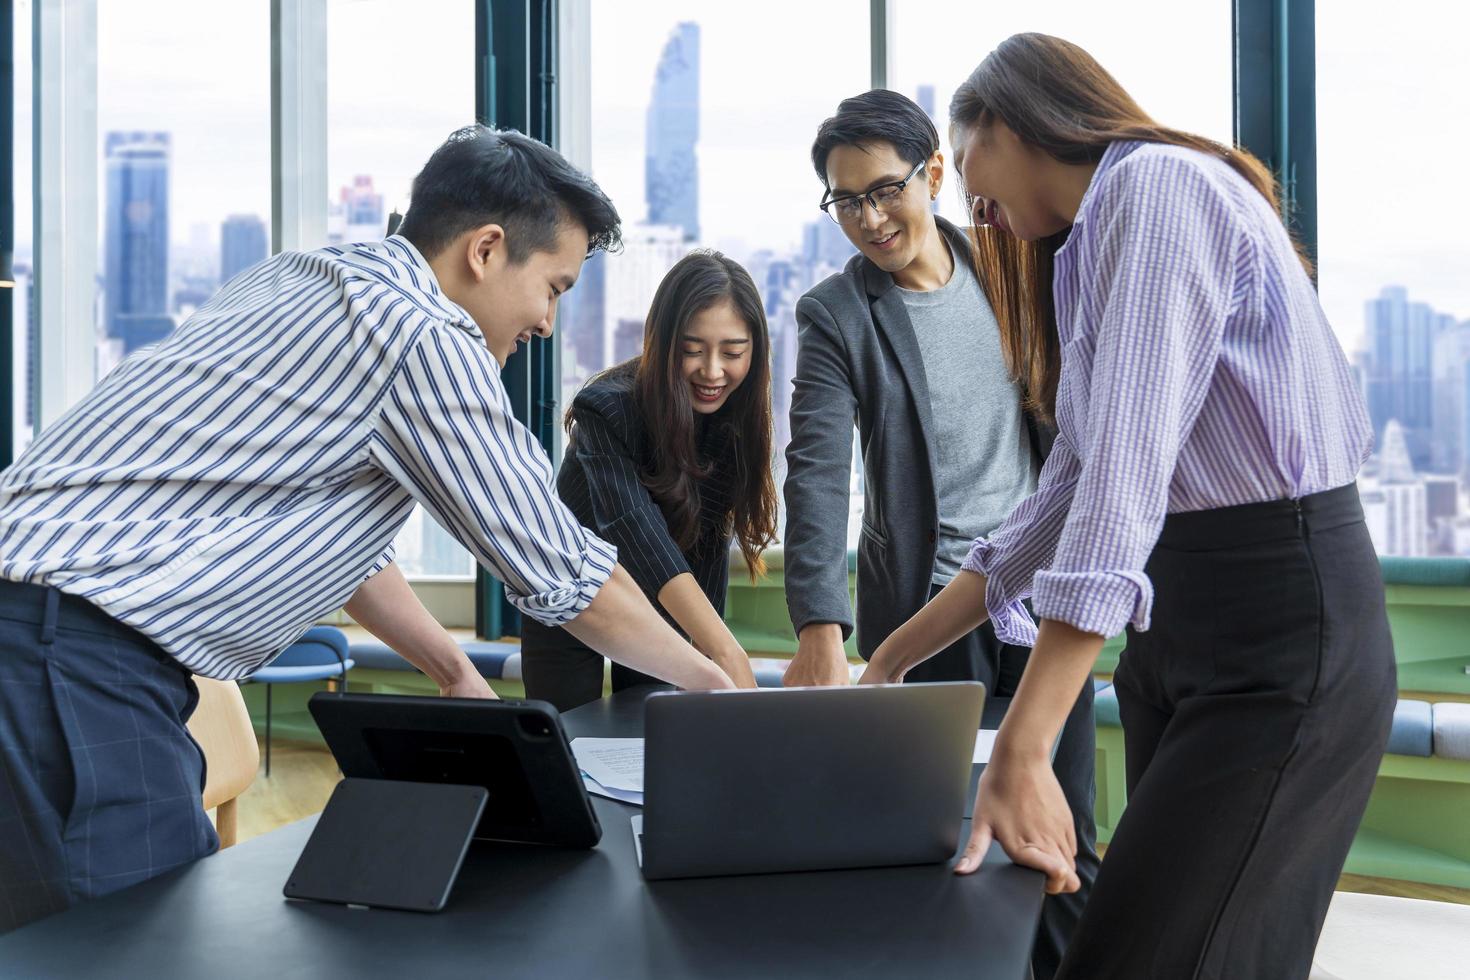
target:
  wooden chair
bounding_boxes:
[187,676,260,848]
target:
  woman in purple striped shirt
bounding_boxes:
[858,34,1396,979]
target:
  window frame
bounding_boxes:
[4,2,1322,629]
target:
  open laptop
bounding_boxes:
[632,681,984,879]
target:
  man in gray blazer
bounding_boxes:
[782,90,1097,979]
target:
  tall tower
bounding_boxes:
[220,214,269,285]
[104,132,171,351]
[645,22,700,241]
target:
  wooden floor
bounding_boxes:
[227,741,1470,907]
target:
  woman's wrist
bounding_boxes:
[869,638,910,683]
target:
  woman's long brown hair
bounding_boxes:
[572,250,777,579]
[949,32,1298,425]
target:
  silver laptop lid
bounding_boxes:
[639,682,984,879]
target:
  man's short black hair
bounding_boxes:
[398,125,622,261]
[810,89,939,190]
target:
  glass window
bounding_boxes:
[1318,7,1470,555]
[11,0,35,457]
[96,1,271,380]
[567,1,870,544]
[890,3,1234,228]
[327,0,476,577]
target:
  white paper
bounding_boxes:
[571,737,645,793]
[973,729,999,765]
[581,774,644,807]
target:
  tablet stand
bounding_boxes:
[283,777,488,913]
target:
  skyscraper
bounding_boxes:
[328,176,386,244]
[104,132,171,346]
[602,224,686,362]
[1361,420,1428,555]
[561,249,607,381]
[1365,285,1438,468]
[645,22,700,241]
[915,84,936,118]
[801,218,855,271]
[220,214,269,284]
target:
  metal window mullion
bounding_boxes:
[870,0,890,90]
[1233,0,1317,267]
[271,0,327,254]
[33,0,97,428]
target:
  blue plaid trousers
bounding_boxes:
[0,581,218,933]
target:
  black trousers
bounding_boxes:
[520,619,658,713]
[1055,484,1396,980]
[907,590,1099,980]
[0,582,218,933]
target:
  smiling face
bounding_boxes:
[450,221,589,366]
[680,300,753,415]
[823,141,943,277]
[953,120,1071,242]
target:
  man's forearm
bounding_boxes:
[564,564,734,691]
[343,561,481,691]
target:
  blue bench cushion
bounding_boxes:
[1094,683,1120,728]
[1432,702,1470,761]
[1091,690,1443,759]
[249,626,352,682]
[1386,700,1434,757]
[1379,556,1470,587]
[250,660,356,684]
[348,640,522,680]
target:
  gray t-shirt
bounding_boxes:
[898,242,1037,585]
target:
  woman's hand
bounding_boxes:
[711,643,759,689]
[956,750,1080,895]
[857,639,907,685]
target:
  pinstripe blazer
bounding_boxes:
[522,374,735,653]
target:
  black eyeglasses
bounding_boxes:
[819,160,927,225]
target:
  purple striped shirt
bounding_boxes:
[962,140,1371,645]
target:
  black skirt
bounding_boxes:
[1056,483,1397,980]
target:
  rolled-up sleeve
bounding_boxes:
[1030,154,1238,638]
[566,391,692,601]
[369,325,616,626]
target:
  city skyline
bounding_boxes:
[9,4,1470,565]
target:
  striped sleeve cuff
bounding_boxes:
[963,538,1039,647]
[1032,568,1154,639]
[508,532,619,628]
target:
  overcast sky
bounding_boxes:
[11,0,1468,353]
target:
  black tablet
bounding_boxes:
[307,692,602,848]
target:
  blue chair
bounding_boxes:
[246,626,353,776]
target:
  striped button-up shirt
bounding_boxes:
[0,236,616,679]
[963,140,1371,645]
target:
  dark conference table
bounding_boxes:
[0,688,1043,979]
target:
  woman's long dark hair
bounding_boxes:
[571,250,777,579]
[949,32,1295,425]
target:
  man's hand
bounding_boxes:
[564,565,736,692]
[784,623,851,687]
[439,670,498,699]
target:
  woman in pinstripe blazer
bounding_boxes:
[522,251,778,710]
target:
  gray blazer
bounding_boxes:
[782,217,1051,660]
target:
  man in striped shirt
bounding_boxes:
[0,126,733,931]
